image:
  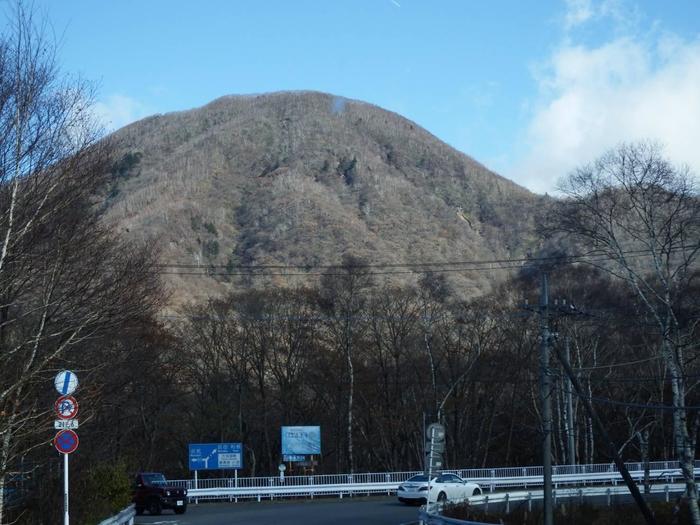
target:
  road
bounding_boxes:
[134,496,421,525]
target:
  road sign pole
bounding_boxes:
[52,370,78,525]
[63,452,69,525]
[427,425,435,503]
[194,470,198,490]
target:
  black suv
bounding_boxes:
[133,472,188,515]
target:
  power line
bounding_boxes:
[573,356,664,371]
[154,247,666,271]
[153,264,523,277]
[148,248,684,278]
[591,396,700,412]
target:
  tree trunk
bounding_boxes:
[667,348,700,524]
[346,331,355,473]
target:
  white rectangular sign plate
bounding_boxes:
[54,419,79,430]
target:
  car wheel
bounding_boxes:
[174,506,187,515]
[472,488,482,496]
[437,492,447,503]
[147,498,162,516]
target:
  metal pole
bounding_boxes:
[427,425,436,503]
[63,452,69,525]
[565,336,576,466]
[642,430,650,495]
[540,272,553,525]
[422,412,427,475]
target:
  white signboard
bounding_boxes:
[54,419,79,430]
[218,453,241,468]
[54,370,79,395]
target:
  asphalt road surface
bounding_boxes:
[134,497,421,525]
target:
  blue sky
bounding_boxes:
[8,0,700,194]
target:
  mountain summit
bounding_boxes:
[102,91,541,305]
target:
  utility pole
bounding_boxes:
[564,336,576,466]
[539,272,553,525]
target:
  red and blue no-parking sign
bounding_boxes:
[54,429,79,454]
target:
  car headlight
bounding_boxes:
[398,486,405,491]
[419,486,429,491]
[165,490,171,496]
[184,489,188,495]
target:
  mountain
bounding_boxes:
[101,91,543,307]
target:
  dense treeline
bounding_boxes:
[173,262,699,478]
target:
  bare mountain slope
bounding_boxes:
[102,91,542,306]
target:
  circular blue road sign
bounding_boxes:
[54,370,79,395]
[54,429,79,454]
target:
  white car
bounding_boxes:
[397,473,482,505]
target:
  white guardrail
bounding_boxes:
[97,503,136,525]
[165,460,700,502]
[420,483,691,525]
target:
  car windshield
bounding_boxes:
[406,475,429,482]
[142,473,167,486]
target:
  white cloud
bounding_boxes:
[564,0,594,30]
[510,3,700,194]
[92,94,151,132]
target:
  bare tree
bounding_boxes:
[319,254,372,473]
[0,5,161,522]
[546,142,700,523]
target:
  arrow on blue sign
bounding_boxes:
[188,443,243,471]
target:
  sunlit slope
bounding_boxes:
[101,91,542,305]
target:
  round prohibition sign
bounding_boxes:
[54,395,79,420]
[54,429,79,454]
[54,370,78,395]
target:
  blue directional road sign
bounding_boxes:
[188,443,243,471]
